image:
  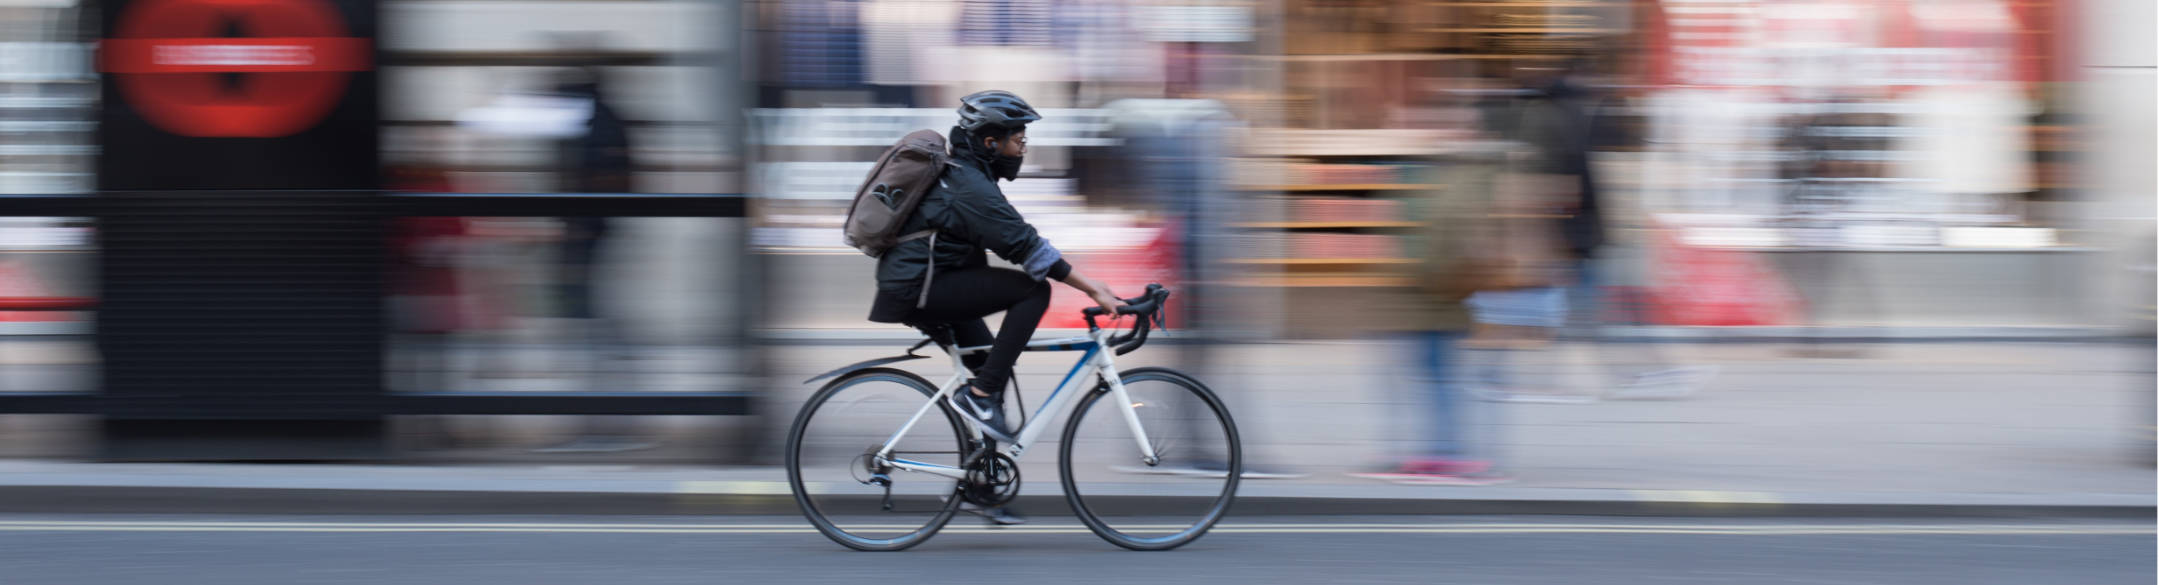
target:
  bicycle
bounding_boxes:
[784,284,1241,551]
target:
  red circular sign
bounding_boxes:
[101,0,370,138]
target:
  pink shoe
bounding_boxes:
[1404,457,1492,476]
[1351,458,1503,485]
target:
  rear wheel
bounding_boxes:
[786,368,968,551]
[1059,367,1240,550]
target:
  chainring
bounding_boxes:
[960,451,1022,507]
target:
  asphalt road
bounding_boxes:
[0,515,2148,585]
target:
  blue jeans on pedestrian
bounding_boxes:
[1564,257,1606,332]
[1566,256,1671,379]
[1405,331,1468,458]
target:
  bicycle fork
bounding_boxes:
[1096,350,1162,467]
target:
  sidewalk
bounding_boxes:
[0,340,2147,516]
[770,340,2154,491]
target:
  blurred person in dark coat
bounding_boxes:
[1106,99,1304,479]
[535,65,653,454]
[1516,60,1716,399]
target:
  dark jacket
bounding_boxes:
[555,80,630,251]
[867,133,1065,323]
[1521,78,1607,260]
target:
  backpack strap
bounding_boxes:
[908,163,961,309]
[914,230,938,309]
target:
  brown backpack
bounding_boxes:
[843,129,950,257]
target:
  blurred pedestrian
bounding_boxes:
[533,65,653,454]
[388,153,514,390]
[387,150,514,450]
[1106,98,1304,479]
[1464,163,1586,403]
[387,169,469,394]
[1517,60,1715,399]
[1774,93,1881,358]
[1355,150,1507,484]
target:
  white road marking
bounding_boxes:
[0,520,2142,536]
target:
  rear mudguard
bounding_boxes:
[801,338,936,384]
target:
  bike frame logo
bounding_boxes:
[100,0,370,138]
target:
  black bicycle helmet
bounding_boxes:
[956,90,1041,134]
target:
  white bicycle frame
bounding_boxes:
[874,327,1159,481]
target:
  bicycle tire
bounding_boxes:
[786,367,968,551]
[1059,367,1241,551]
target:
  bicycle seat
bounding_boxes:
[906,322,959,347]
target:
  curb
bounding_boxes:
[0,485,2144,519]
[1593,326,2123,343]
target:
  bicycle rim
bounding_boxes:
[787,368,967,551]
[1059,367,1240,551]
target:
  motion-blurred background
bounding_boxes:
[0,0,2146,497]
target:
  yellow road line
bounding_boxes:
[677,481,796,495]
[1629,490,1784,505]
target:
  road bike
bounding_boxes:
[785,284,1240,551]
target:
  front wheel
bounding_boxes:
[1059,367,1240,550]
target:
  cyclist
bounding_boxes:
[868,90,1125,443]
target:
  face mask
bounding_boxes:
[986,138,1023,181]
[989,153,1024,181]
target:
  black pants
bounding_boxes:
[905,267,1052,395]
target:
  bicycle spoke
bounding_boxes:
[1061,368,1240,551]
[788,369,966,551]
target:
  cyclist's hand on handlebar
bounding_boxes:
[1090,289,1128,317]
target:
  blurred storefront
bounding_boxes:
[742,0,2138,338]
[0,0,751,346]
[745,0,1250,332]
[1630,0,2100,329]
[0,0,96,399]
[0,0,2113,347]
[0,0,754,461]
[0,0,2135,462]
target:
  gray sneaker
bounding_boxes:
[1173,460,1309,480]
[1480,390,1599,404]
[532,437,656,454]
[1113,460,1306,479]
[963,504,1027,526]
[1608,366,1719,400]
